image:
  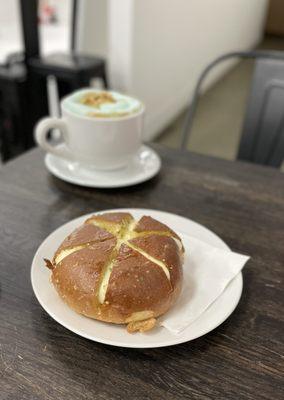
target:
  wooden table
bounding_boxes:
[0,146,283,400]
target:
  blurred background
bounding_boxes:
[0,0,283,168]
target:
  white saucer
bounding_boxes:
[31,209,243,348]
[45,145,161,188]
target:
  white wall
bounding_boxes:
[76,0,108,57]
[0,0,23,62]
[79,0,269,140]
[125,0,268,140]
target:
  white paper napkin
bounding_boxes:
[161,235,250,334]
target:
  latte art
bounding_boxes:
[63,89,143,119]
[81,92,116,107]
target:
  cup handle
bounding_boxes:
[34,117,73,160]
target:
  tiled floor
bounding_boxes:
[155,36,284,165]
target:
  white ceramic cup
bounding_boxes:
[35,96,145,170]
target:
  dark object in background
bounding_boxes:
[29,52,108,100]
[0,64,27,162]
[0,0,40,163]
[0,0,108,163]
[266,0,284,36]
[181,51,284,168]
[239,56,284,167]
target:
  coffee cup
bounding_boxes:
[35,89,145,170]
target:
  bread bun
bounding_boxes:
[45,212,184,332]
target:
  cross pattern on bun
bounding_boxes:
[45,212,184,333]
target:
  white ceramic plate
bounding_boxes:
[31,209,243,348]
[45,145,161,188]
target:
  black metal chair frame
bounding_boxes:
[181,50,284,167]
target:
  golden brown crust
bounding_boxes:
[104,243,173,321]
[44,258,54,270]
[134,216,184,251]
[135,215,179,238]
[85,212,134,237]
[53,224,114,264]
[127,318,156,333]
[86,212,133,226]
[52,239,117,317]
[46,212,184,331]
[129,235,183,290]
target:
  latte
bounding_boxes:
[63,89,143,119]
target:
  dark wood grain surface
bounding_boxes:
[0,145,283,400]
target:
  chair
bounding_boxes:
[181,51,284,168]
[16,0,108,152]
[0,64,28,162]
[27,0,108,98]
[29,52,108,99]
